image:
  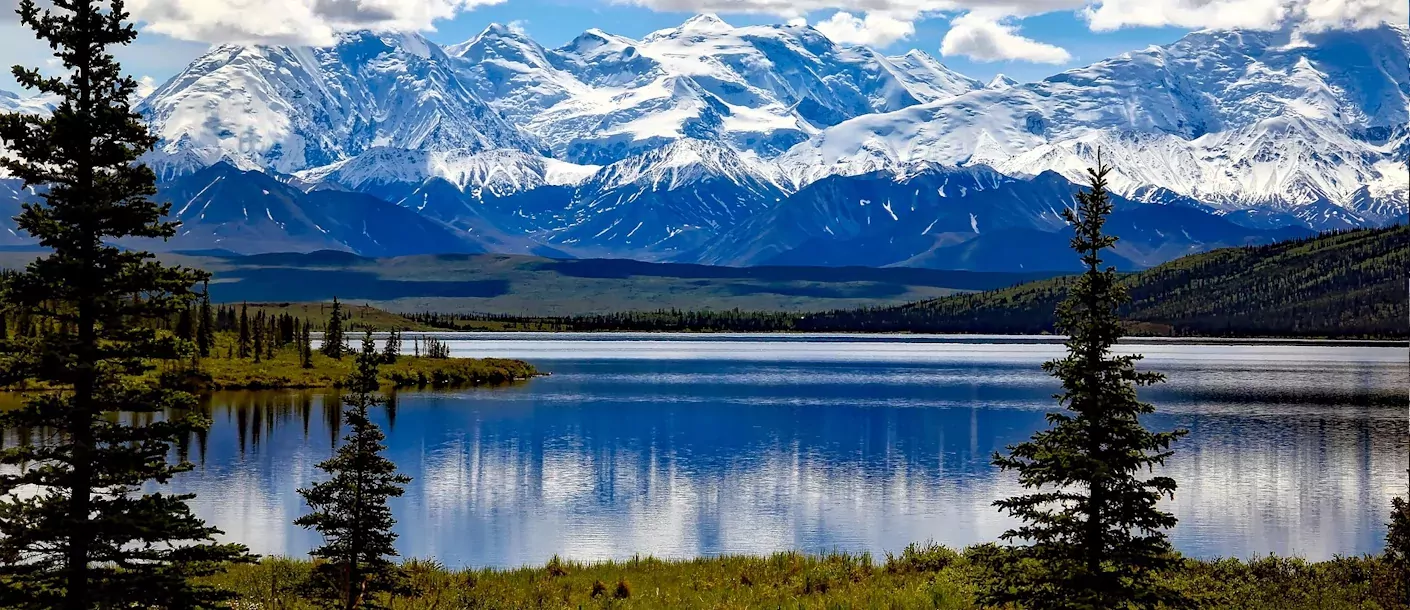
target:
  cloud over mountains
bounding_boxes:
[108,0,1408,69]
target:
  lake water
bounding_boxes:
[173,334,1407,568]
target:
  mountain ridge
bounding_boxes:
[0,16,1404,271]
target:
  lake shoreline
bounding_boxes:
[182,355,540,392]
[0,356,540,394]
[348,330,1410,348]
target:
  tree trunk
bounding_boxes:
[64,2,98,604]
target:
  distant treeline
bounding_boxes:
[402,309,802,333]
[404,224,1409,339]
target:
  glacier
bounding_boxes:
[0,14,1404,267]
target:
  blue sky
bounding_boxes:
[0,0,1401,92]
[420,2,1192,82]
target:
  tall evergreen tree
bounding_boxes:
[983,161,1189,610]
[381,329,400,364]
[238,303,251,359]
[296,332,411,609]
[267,316,277,360]
[0,1,251,607]
[282,313,295,345]
[197,281,213,358]
[322,297,346,360]
[175,303,194,342]
[301,321,315,369]
[252,311,264,363]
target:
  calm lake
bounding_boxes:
[174,334,1407,568]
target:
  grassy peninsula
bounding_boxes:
[175,349,535,391]
[0,327,535,393]
[165,302,534,392]
[208,545,1407,610]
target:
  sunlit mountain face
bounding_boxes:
[0,18,1404,269]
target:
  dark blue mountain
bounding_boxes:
[696,166,1311,272]
[151,163,485,257]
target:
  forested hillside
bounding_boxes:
[805,224,1408,338]
[421,225,1408,338]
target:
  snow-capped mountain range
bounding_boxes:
[0,15,1405,271]
[778,25,1409,228]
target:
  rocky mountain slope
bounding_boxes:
[779,24,1410,229]
[0,15,1402,269]
[138,31,545,178]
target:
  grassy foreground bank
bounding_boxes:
[208,545,1406,610]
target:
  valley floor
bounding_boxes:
[209,545,1406,610]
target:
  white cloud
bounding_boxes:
[617,1,1085,19]
[940,11,1072,63]
[136,76,158,99]
[506,19,531,36]
[1085,0,1288,31]
[1084,0,1405,31]
[1297,0,1408,31]
[127,0,506,45]
[811,11,917,46]
[622,0,1407,32]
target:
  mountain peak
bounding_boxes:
[564,27,632,54]
[986,74,1018,89]
[469,22,536,43]
[680,13,732,32]
[451,21,546,60]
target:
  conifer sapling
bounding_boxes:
[983,160,1189,610]
[296,331,412,608]
[197,281,213,358]
[238,302,251,359]
[323,297,346,359]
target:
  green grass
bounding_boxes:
[154,332,536,391]
[204,544,1407,610]
[182,350,535,391]
[0,331,536,393]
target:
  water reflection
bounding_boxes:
[111,339,1410,567]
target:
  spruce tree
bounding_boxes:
[322,297,346,360]
[296,332,411,609]
[176,303,194,342]
[0,0,251,607]
[983,161,1189,610]
[382,329,400,363]
[267,316,278,360]
[197,281,213,358]
[252,311,264,363]
[238,303,251,359]
[302,322,315,369]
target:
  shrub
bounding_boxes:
[886,542,960,574]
